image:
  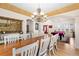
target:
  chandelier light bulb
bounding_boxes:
[31,15,34,18]
[44,15,47,18]
[33,12,37,15]
[40,12,44,15]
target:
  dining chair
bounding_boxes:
[38,37,50,56]
[48,34,59,55]
[12,40,39,56]
[48,35,55,55]
[3,35,19,45]
[19,34,30,40]
[54,34,59,50]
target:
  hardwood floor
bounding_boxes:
[51,38,79,56]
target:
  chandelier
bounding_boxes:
[31,8,47,22]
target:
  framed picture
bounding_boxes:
[43,25,48,34]
[49,25,52,28]
[35,23,39,30]
[0,16,22,33]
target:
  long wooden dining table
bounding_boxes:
[0,36,43,56]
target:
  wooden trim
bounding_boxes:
[0,3,32,16]
[47,3,79,16]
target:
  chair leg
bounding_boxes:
[54,43,58,50]
[48,49,55,56]
[48,50,51,56]
[56,45,58,50]
[51,49,55,55]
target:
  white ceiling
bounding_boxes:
[11,3,72,13]
[46,9,79,23]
